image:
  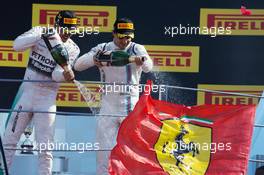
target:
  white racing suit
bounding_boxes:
[3,26,80,175]
[74,41,153,175]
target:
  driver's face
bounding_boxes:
[57,27,76,42]
[59,32,72,42]
[113,33,132,49]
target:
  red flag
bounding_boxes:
[109,83,256,175]
[240,6,252,16]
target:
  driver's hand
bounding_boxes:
[93,57,103,68]
[63,69,75,82]
[135,56,145,66]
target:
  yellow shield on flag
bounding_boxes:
[154,119,211,175]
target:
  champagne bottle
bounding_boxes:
[50,44,70,69]
[111,51,130,66]
[42,33,70,71]
[97,50,145,66]
[111,51,146,66]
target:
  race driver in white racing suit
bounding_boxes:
[74,17,153,175]
[3,10,79,175]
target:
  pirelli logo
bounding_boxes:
[0,40,29,67]
[56,83,101,107]
[32,4,116,32]
[200,8,264,35]
[144,45,199,72]
[197,84,264,105]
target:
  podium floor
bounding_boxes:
[10,154,94,175]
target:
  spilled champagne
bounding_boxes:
[73,80,93,105]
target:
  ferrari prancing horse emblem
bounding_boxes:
[154,119,212,175]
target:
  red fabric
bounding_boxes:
[109,84,256,175]
[241,6,252,16]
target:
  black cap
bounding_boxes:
[113,17,135,38]
[55,10,78,29]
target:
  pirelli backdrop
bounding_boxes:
[1,1,264,112]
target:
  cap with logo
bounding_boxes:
[55,10,78,29]
[113,18,135,39]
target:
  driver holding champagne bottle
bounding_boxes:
[74,17,153,175]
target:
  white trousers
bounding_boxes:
[96,94,138,175]
[3,83,56,175]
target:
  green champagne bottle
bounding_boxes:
[110,51,130,66]
[97,50,145,67]
[42,33,70,69]
[50,44,69,67]
[96,50,130,66]
[111,51,146,66]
